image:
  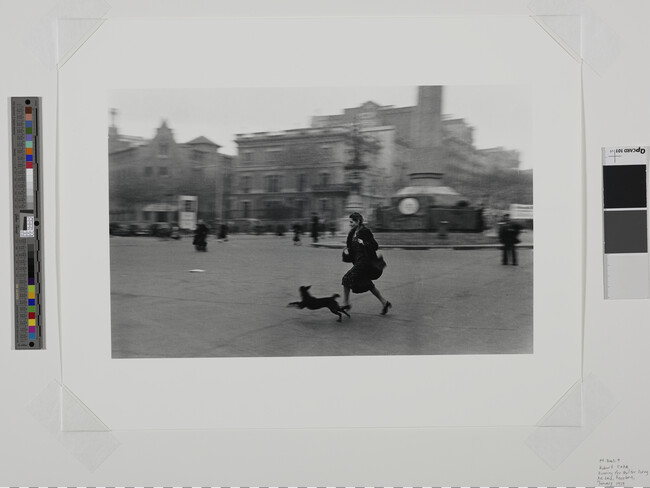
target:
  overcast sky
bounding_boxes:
[108,86,532,168]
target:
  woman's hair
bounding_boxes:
[349,212,364,224]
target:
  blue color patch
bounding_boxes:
[26,121,32,127]
[28,299,35,306]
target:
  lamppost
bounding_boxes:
[343,118,380,217]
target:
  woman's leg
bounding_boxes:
[370,286,387,305]
[343,285,351,308]
[370,286,392,314]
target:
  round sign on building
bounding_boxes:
[398,197,420,215]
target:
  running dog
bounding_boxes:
[288,285,351,322]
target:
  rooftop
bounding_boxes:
[235,126,352,141]
[185,136,220,147]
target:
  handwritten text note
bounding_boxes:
[598,458,649,487]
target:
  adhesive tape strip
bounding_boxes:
[526,374,619,469]
[528,0,621,74]
[26,0,111,69]
[535,378,583,427]
[26,382,120,471]
[531,14,581,63]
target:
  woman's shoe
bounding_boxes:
[381,301,392,315]
[342,304,352,311]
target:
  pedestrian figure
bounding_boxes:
[311,213,319,243]
[292,222,302,245]
[341,212,391,315]
[192,219,209,252]
[218,222,228,242]
[498,213,522,265]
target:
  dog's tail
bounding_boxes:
[331,293,340,298]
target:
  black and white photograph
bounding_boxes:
[108,85,533,358]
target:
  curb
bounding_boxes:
[311,242,534,251]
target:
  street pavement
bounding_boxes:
[110,233,533,358]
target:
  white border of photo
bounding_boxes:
[58,14,582,430]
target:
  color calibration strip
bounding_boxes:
[602,146,650,299]
[11,97,43,349]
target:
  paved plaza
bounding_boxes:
[110,233,533,358]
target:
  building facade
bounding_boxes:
[108,117,233,229]
[109,86,528,233]
[230,87,526,228]
[229,126,400,226]
[313,89,524,180]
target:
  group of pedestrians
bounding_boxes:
[337,210,522,315]
[189,210,523,318]
[291,213,326,246]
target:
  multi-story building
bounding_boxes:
[313,89,523,175]
[229,125,399,226]
[230,86,526,227]
[109,86,527,233]
[108,116,233,229]
[311,87,531,231]
[312,100,416,145]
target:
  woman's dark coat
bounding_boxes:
[341,225,380,294]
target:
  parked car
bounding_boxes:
[150,222,171,237]
[132,223,152,236]
[110,222,131,236]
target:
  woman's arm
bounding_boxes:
[357,227,378,251]
[360,228,377,248]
